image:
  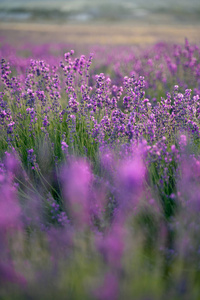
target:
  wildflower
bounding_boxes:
[179,134,187,147]
[61,141,69,153]
[61,159,93,228]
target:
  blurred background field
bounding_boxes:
[1,22,200,46]
[0,0,200,46]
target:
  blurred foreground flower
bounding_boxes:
[0,180,21,230]
[61,158,93,228]
[116,152,146,214]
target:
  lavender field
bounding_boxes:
[1,37,200,299]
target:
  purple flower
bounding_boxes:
[61,141,69,154]
[171,145,176,152]
[0,181,22,230]
[61,158,93,228]
[94,272,119,300]
[116,153,145,211]
[0,262,26,287]
[179,134,187,147]
[96,221,126,268]
[42,115,49,127]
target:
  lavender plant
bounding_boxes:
[0,39,200,299]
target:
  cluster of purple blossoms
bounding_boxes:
[0,38,200,299]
